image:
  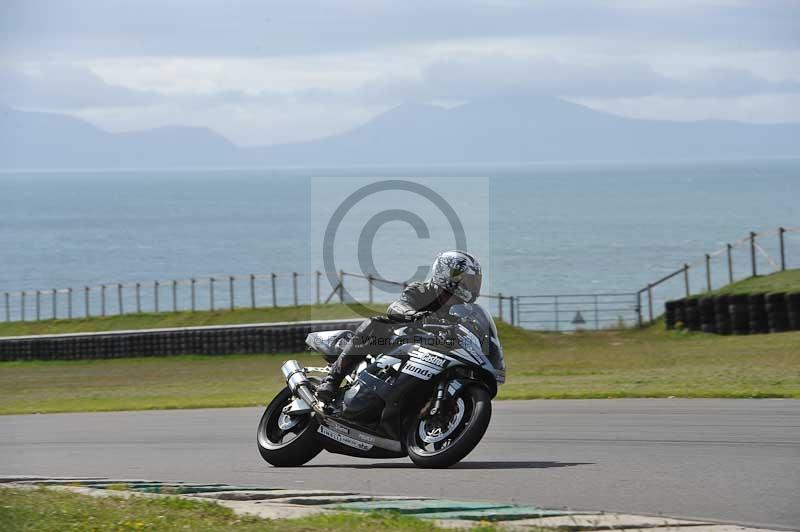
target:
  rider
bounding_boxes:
[315,250,482,404]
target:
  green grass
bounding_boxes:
[1,321,798,414]
[0,303,388,338]
[703,268,800,296]
[0,487,490,532]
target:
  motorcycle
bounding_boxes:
[257,302,505,468]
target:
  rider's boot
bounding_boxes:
[315,345,360,404]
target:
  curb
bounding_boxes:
[0,476,786,531]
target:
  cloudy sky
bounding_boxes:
[1,0,798,146]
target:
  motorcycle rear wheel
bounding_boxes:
[257,387,323,467]
[405,384,492,468]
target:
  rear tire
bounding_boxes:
[406,385,492,469]
[257,387,323,467]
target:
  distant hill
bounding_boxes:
[1,96,798,169]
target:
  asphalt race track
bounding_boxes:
[2,399,798,529]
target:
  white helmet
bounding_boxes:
[429,250,482,304]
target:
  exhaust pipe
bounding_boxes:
[281,360,320,411]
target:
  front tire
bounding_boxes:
[406,384,492,468]
[257,387,323,467]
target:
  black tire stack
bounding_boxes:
[684,298,701,331]
[788,293,800,331]
[698,297,716,334]
[665,291,800,335]
[714,295,731,335]
[728,294,750,335]
[747,294,768,334]
[766,293,789,333]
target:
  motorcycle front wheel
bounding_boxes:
[257,387,322,467]
[405,384,492,468]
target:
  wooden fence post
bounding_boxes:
[209,277,215,311]
[726,243,733,284]
[498,293,503,322]
[117,283,123,315]
[683,264,690,296]
[779,227,786,271]
[250,274,256,309]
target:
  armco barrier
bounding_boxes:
[0,319,361,361]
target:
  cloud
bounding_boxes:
[0,64,162,110]
[1,0,797,61]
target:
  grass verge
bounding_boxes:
[1,321,798,414]
[0,487,489,531]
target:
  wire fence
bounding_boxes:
[513,293,640,331]
[3,226,795,332]
[637,226,799,323]
[0,270,515,325]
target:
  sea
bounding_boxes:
[1,159,798,324]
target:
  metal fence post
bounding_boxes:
[190,279,196,312]
[750,231,757,277]
[135,283,141,313]
[117,283,123,315]
[636,291,643,327]
[292,272,298,306]
[21,292,26,321]
[172,280,177,312]
[683,264,690,296]
[593,294,599,330]
[229,276,235,310]
[155,281,160,313]
[339,270,344,303]
[510,296,515,326]
[209,277,215,311]
[271,273,277,307]
[67,288,73,319]
[647,283,654,323]
[36,290,41,320]
[726,243,733,284]
[4,292,9,322]
[316,271,321,305]
[368,274,373,304]
[51,288,57,319]
[250,274,256,309]
[498,293,503,322]
[705,253,712,292]
[84,286,90,317]
[554,295,559,332]
[101,285,106,317]
[779,227,786,271]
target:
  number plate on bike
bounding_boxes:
[318,424,373,451]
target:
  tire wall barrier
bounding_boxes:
[0,320,361,361]
[665,293,800,335]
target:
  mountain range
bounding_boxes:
[1,95,798,169]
